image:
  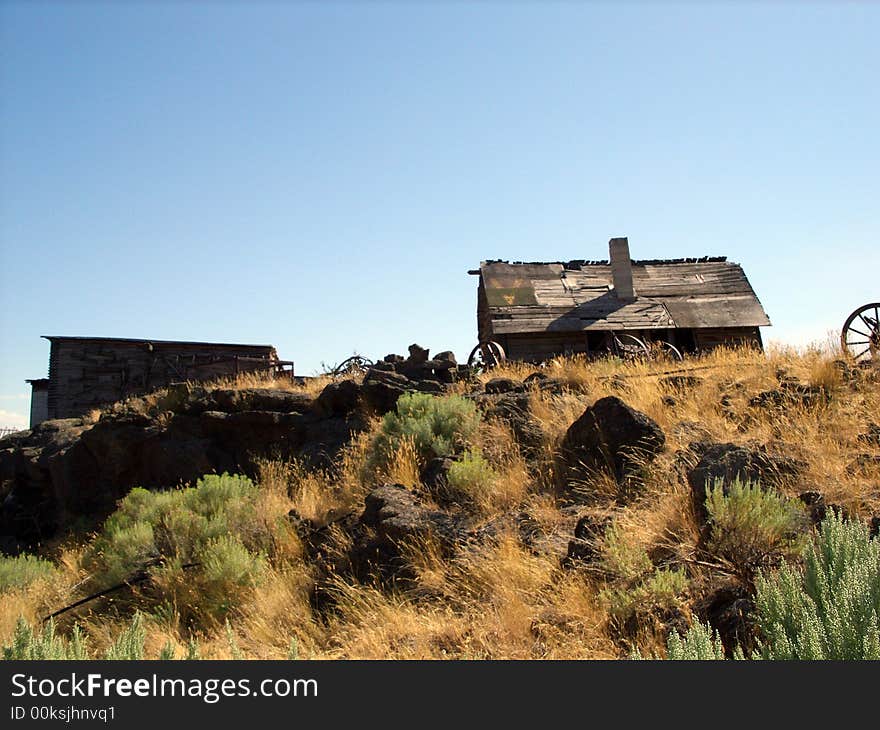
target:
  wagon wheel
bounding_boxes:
[331,355,374,377]
[653,340,684,362]
[612,333,651,361]
[467,340,506,371]
[841,302,880,363]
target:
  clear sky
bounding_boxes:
[1,1,877,429]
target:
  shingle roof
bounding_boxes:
[479,258,771,334]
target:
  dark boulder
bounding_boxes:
[749,381,828,410]
[472,392,545,459]
[430,353,458,384]
[415,379,445,394]
[687,442,804,523]
[484,377,524,395]
[407,344,429,364]
[361,370,412,414]
[314,379,361,417]
[558,396,665,501]
[348,484,471,583]
[360,484,426,540]
[434,351,457,367]
[564,514,612,567]
[799,491,827,525]
[198,388,314,414]
[695,583,758,658]
[419,456,457,505]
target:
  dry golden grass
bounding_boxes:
[3,346,878,659]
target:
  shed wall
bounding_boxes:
[28,385,48,428]
[47,339,278,419]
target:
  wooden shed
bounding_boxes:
[32,336,291,423]
[471,237,771,363]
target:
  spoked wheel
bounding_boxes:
[331,355,374,377]
[467,340,506,371]
[841,302,880,363]
[654,340,684,362]
[612,333,651,361]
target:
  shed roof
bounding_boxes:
[478,257,771,334]
[42,336,276,351]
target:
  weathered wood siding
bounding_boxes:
[501,327,760,363]
[476,279,493,344]
[27,380,49,428]
[46,338,279,419]
[692,327,762,350]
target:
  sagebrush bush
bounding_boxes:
[705,478,809,582]
[85,474,270,623]
[103,613,146,660]
[657,514,880,660]
[601,523,653,581]
[603,567,688,624]
[446,450,497,504]
[600,522,688,628]
[368,392,481,472]
[88,473,267,584]
[2,618,88,660]
[2,614,180,660]
[661,622,730,660]
[0,554,55,593]
[755,514,880,659]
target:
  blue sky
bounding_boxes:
[1,2,877,429]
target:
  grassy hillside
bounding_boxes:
[2,345,878,660]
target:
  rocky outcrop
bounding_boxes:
[748,380,829,410]
[0,345,570,551]
[0,386,365,552]
[564,513,612,567]
[685,441,805,524]
[695,583,758,658]
[469,391,545,460]
[303,484,476,587]
[367,344,469,389]
[557,396,666,502]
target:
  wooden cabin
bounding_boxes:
[470,237,771,363]
[29,336,292,423]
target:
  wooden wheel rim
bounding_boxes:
[841,303,880,362]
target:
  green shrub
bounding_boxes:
[755,513,880,659]
[656,514,880,660]
[603,567,688,624]
[369,392,481,470]
[661,622,730,660]
[598,521,689,626]
[85,473,269,623]
[103,613,146,660]
[0,554,55,593]
[2,618,88,660]
[2,615,182,661]
[705,478,808,582]
[446,450,497,503]
[601,523,653,581]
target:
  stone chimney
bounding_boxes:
[609,237,636,301]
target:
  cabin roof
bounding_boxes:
[42,335,276,351]
[477,257,771,334]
